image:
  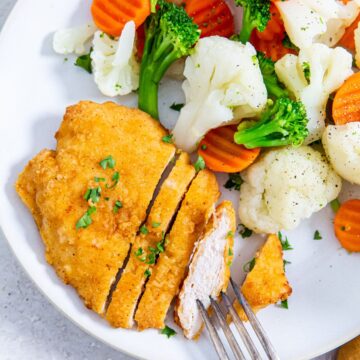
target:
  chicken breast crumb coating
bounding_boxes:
[135,169,220,330]
[106,152,196,328]
[234,234,292,321]
[16,101,175,314]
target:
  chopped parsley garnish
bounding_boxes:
[278,232,293,250]
[243,258,256,272]
[279,299,288,309]
[161,326,177,338]
[238,224,253,238]
[194,155,206,173]
[201,144,207,150]
[144,269,151,278]
[162,134,173,144]
[99,155,116,169]
[152,222,161,228]
[94,177,105,182]
[140,225,149,235]
[75,48,93,74]
[228,248,233,256]
[104,197,110,201]
[313,230,322,240]
[170,103,184,111]
[84,187,101,204]
[302,62,311,83]
[113,200,123,213]
[227,231,234,238]
[76,206,97,229]
[106,171,120,189]
[330,198,341,213]
[134,248,146,262]
[224,173,243,191]
[283,259,291,271]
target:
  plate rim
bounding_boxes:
[0,1,358,359]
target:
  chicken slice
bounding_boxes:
[16,101,175,314]
[135,170,220,330]
[234,234,292,320]
[106,152,196,328]
[175,201,236,339]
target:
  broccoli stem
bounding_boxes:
[239,7,254,43]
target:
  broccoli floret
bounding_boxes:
[257,52,289,99]
[234,0,271,44]
[138,1,200,119]
[234,98,309,148]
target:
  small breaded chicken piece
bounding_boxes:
[16,101,175,315]
[106,152,196,328]
[175,201,236,339]
[135,170,220,330]
[235,234,292,320]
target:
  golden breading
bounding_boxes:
[135,170,220,330]
[235,234,292,320]
[16,101,175,314]
[106,152,196,328]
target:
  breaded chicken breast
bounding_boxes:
[106,152,196,328]
[235,234,292,320]
[16,101,175,314]
[135,169,220,330]
[175,201,236,339]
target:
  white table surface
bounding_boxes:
[0,1,337,359]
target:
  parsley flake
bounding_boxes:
[228,248,233,256]
[194,155,206,172]
[313,230,322,240]
[243,258,256,272]
[113,200,123,213]
[278,232,293,250]
[283,259,291,271]
[84,187,101,204]
[161,326,177,338]
[94,177,105,182]
[76,206,97,229]
[106,171,120,189]
[75,48,93,74]
[162,134,173,144]
[279,299,288,309]
[170,103,184,111]
[144,269,151,278]
[238,224,252,238]
[224,173,243,191]
[302,62,311,82]
[201,144,207,150]
[140,225,149,235]
[330,198,340,213]
[152,221,161,228]
[99,155,116,170]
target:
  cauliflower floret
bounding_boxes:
[355,22,360,68]
[53,23,96,55]
[91,21,139,97]
[275,44,353,143]
[172,36,267,152]
[322,122,360,185]
[276,0,360,48]
[239,146,342,234]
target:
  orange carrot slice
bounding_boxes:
[250,32,296,62]
[255,3,285,41]
[338,12,360,50]
[334,199,360,252]
[185,0,235,38]
[198,126,261,173]
[91,0,150,37]
[333,72,360,125]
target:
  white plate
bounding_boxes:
[0,1,359,359]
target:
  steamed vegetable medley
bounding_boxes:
[53,0,360,252]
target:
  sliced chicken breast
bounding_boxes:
[106,152,196,328]
[135,169,220,330]
[16,101,175,314]
[175,201,236,339]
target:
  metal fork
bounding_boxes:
[196,277,280,360]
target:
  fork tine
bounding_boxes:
[209,297,245,360]
[196,299,230,360]
[230,278,280,360]
[222,292,261,360]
